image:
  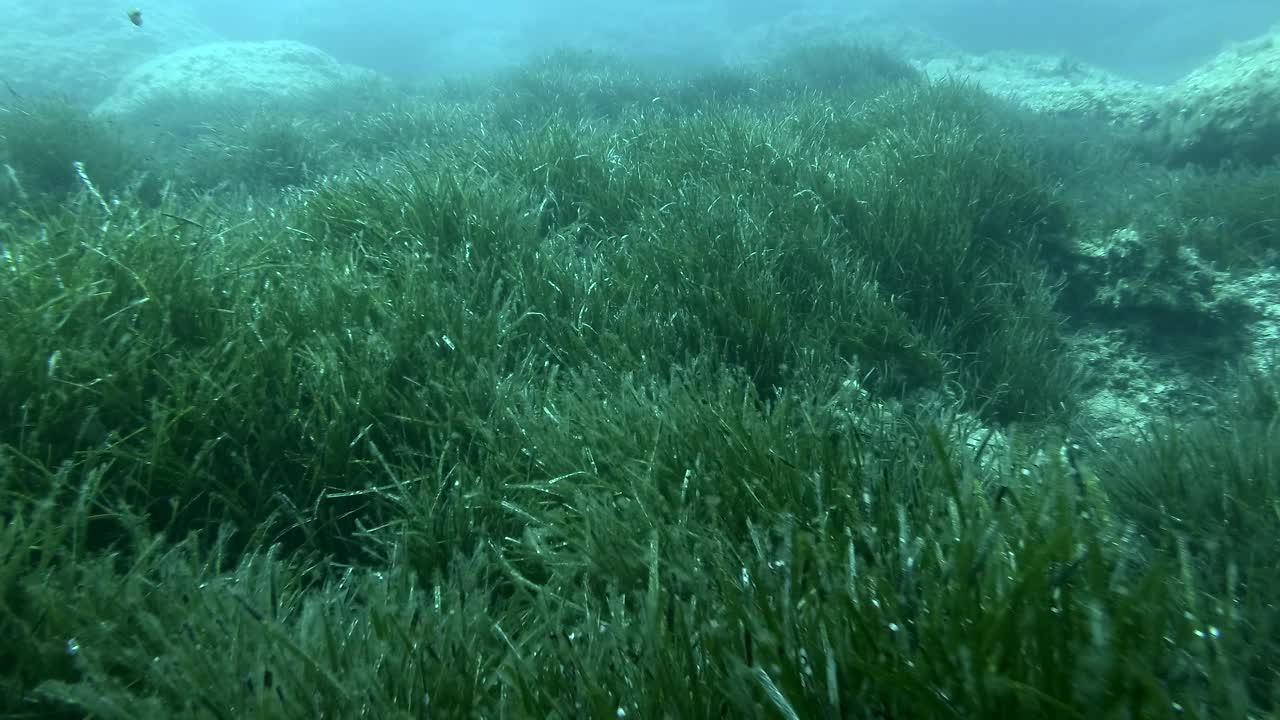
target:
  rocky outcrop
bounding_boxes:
[1156,27,1280,165]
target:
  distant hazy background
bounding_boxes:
[181,0,1279,82]
[3,0,1279,106]
[181,0,1280,83]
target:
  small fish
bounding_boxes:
[127,8,142,26]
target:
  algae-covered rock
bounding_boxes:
[1064,227,1255,356]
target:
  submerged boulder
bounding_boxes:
[93,40,371,118]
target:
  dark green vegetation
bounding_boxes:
[0,44,1277,718]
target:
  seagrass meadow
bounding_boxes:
[1,45,1278,718]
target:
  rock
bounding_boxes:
[1158,26,1280,165]
[919,53,1165,127]
[92,40,371,118]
